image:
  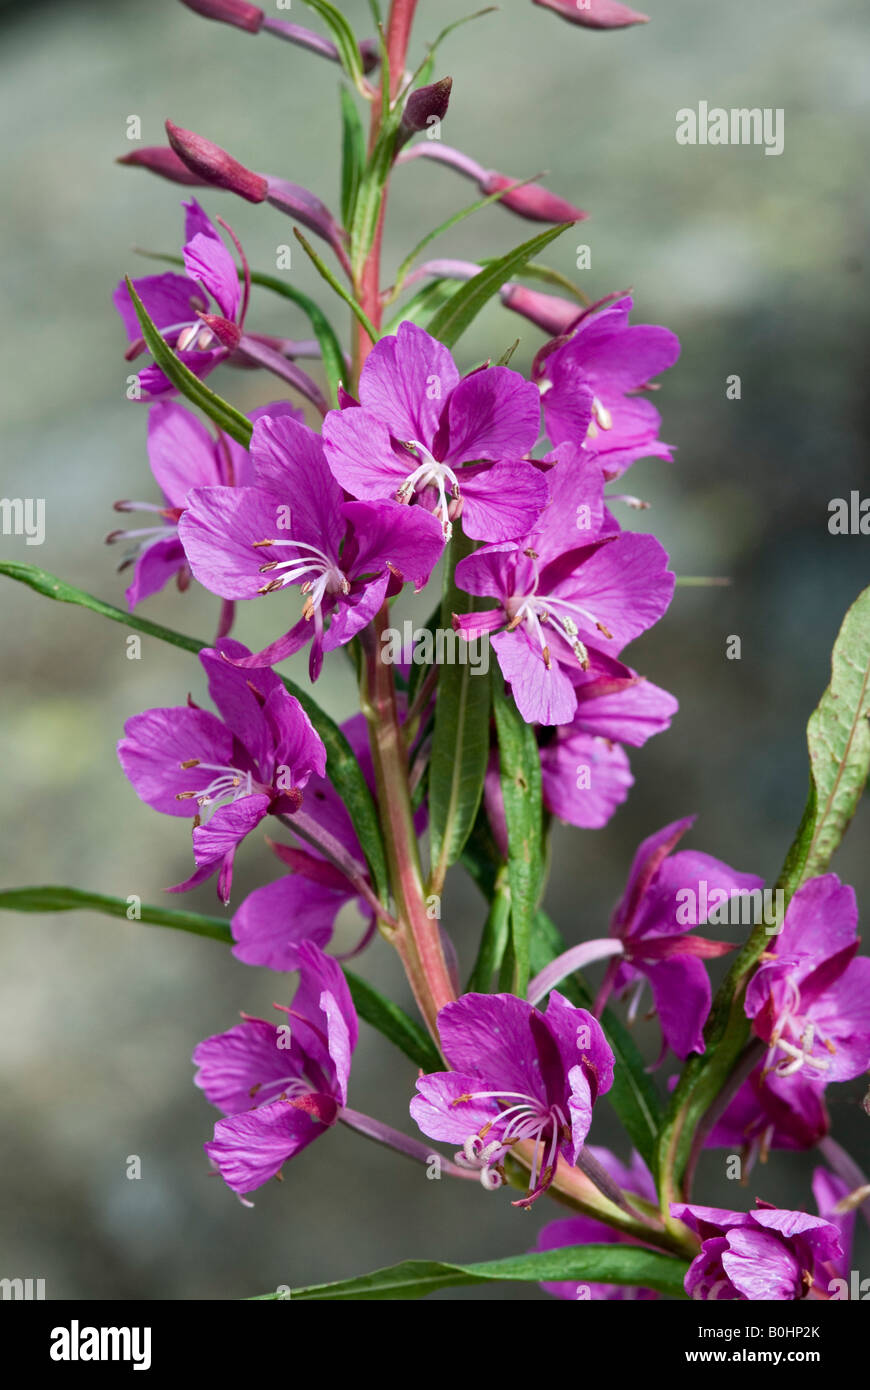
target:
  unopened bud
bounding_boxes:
[532,0,649,29]
[399,77,453,143]
[165,120,268,202]
[179,0,264,32]
[500,284,584,335]
[117,146,211,186]
[197,312,242,350]
[480,171,586,223]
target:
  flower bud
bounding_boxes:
[532,0,649,29]
[479,171,586,223]
[165,120,268,203]
[399,77,452,144]
[116,146,210,187]
[500,284,585,335]
[179,0,264,31]
[196,312,242,351]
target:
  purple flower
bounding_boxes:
[410,991,614,1206]
[535,1148,660,1300]
[708,1067,830,1162]
[178,412,445,675]
[671,1200,844,1301]
[454,447,674,724]
[117,638,326,902]
[603,817,764,1059]
[230,714,377,970]
[106,399,300,613]
[534,295,680,477]
[321,322,548,542]
[114,199,246,397]
[745,873,870,1085]
[193,941,357,1196]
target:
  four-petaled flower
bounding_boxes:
[117,638,326,902]
[178,412,445,676]
[322,322,549,542]
[410,991,614,1206]
[671,1199,845,1301]
[193,941,357,1196]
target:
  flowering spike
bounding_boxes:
[165,120,268,203]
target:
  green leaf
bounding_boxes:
[382,277,464,334]
[656,584,870,1209]
[530,910,662,1172]
[293,229,379,346]
[427,527,492,891]
[426,223,573,349]
[0,886,233,943]
[0,563,388,901]
[778,583,870,896]
[349,115,402,282]
[297,0,367,93]
[0,887,440,1071]
[124,278,253,446]
[466,866,511,992]
[490,669,543,997]
[339,86,366,228]
[343,970,441,1072]
[252,1244,689,1300]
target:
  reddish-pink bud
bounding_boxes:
[480,172,586,223]
[533,0,649,29]
[116,146,211,186]
[400,77,453,138]
[197,312,242,350]
[165,120,268,203]
[500,284,585,336]
[179,0,264,33]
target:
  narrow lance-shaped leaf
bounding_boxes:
[0,563,389,901]
[293,228,379,345]
[251,1244,689,1300]
[427,525,492,893]
[427,223,573,349]
[491,668,543,997]
[339,85,366,227]
[657,584,870,1209]
[296,0,368,94]
[125,278,253,446]
[0,887,438,1070]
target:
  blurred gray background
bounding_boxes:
[1,0,868,1299]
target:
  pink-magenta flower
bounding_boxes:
[118,639,326,902]
[410,990,614,1206]
[321,322,548,542]
[534,294,680,477]
[535,1148,660,1299]
[114,199,245,397]
[178,412,445,676]
[671,1199,845,1301]
[601,817,764,1059]
[454,448,674,724]
[106,399,299,616]
[745,873,870,1085]
[193,941,357,1196]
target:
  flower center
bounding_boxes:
[175,760,259,820]
[586,395,613,440]
[504,553,613,672]
[395,441,460,540]
[252,538,349,619]
[106,501,180,567]
[450,1087,569,1197]
[764,975,836,1078]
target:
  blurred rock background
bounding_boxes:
[0,0,868,1299]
